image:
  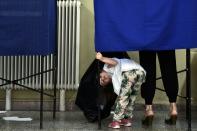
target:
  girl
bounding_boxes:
[96,52,146,129]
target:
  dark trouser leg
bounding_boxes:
[158,50,179,103]
[139,51,156,105]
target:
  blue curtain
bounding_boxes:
[94,0,197,52]
[0,0,56,55]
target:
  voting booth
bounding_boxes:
[94,0,197,130]
[0,0,57,129]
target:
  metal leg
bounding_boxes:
[97,60,102,130]
[53,54,57,119]
[98,105,101,130]
[40,56,44,129]
[186,49,191,131]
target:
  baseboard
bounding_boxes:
[0,101,196,111]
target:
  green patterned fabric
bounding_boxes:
[113,69,146,121]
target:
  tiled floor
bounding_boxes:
[0,109,196,131]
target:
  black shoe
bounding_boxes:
[165,115,177,125]
[142,115,154,126]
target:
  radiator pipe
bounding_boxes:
[6,89,11,111]
[59,89,65,111]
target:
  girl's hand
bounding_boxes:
[96,52,103,60]
[96,52,118,66]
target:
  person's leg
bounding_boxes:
[109,72,133,128]
[139,51,156,116]
[139,51,156,105]
[158,50,178,108]
[158,50,178,124]
[139,51,156,126]
[110,70,145,128]
[122,70,146,126]
[113,73,133,122]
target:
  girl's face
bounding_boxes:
[100,71,112,86]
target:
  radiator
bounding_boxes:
[0,0,81,90]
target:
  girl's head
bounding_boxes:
[100,70,112,86]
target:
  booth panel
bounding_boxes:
[0,0,56,55]
[94,0,197,51]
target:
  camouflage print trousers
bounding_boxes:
[113,69,146,121]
